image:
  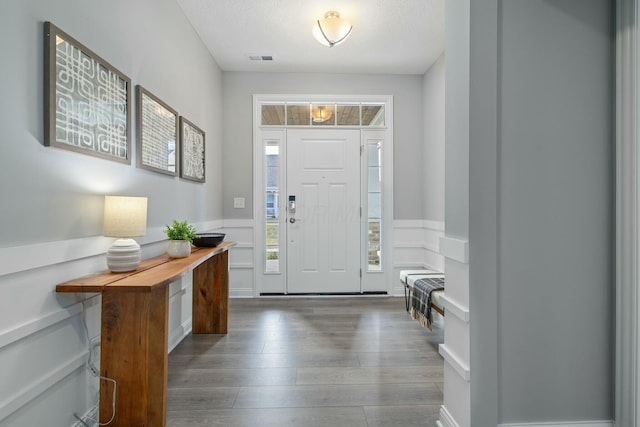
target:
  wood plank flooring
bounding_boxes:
[167,296,444,426]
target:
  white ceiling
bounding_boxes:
[176,0,445,75]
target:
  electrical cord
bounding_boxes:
[77,299,117,426]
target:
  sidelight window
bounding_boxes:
[367,140,383,271]
[265,141,280,273]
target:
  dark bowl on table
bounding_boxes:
[192,233,226,248]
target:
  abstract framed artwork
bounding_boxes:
[136,86,178,176]
[43,22,131,164]
[179,117,205,182]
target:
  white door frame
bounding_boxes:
[252,94,394,296]
[616,0,640,424]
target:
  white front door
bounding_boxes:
[286,129,361,293]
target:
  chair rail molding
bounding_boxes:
[0,219,225,277]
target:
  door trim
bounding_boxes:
[252,94,394,296]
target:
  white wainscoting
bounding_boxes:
[437,405,462,427]
[439,343,470,382]
[438,235,470,427]
[392,220,445,296]
[71,405,99,427]
[222,219,255,297]
[224,219,446,297]
[0,220,226,426]
[0,217,450,425]
[439,294,469,323]
[168,277,193,352]
[0,266,100,426]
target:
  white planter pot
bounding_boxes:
[167,240,192,258]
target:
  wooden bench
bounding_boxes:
[400,269,445,328]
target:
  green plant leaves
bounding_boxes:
[164,219,197,241]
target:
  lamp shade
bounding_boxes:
[103,196,148,238]
[312,11,353,48]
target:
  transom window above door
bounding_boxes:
[260,103,385,127]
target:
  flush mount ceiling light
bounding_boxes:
[312,105,333,123]
[312,11,353,48]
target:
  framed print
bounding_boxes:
[179,117,205,182]
[43,22,131,163]
[136,86,178,176]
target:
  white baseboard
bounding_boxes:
[392,285,406,297]
[230,288,255,298]
[439,405,461,427]
[168,319,192,353]
[498,422,613,427]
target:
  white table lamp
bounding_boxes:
[104,195,148,272]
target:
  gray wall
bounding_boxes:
[0,1,223,425]
[497,0,614,421]
[222,72,425,220]
[445,0,470,241]
[0,0,224,248]
[461,0,614,424]
[423,53,446,223]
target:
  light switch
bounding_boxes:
[233,197,245,209]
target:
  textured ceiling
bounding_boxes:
[176,0,445,75]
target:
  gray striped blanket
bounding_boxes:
[410,277,445,330]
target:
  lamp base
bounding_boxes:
[106,238,141,272]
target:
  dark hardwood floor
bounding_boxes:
[167,296,444,426]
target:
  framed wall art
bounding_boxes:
[43,22,131,163]
[179,117,205,182]
[136,86,178,176]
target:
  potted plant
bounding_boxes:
[164,219,197,258]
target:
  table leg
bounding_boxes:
[192,250,229,334]
[100,286,169,426]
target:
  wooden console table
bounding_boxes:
[56,242,236,427]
